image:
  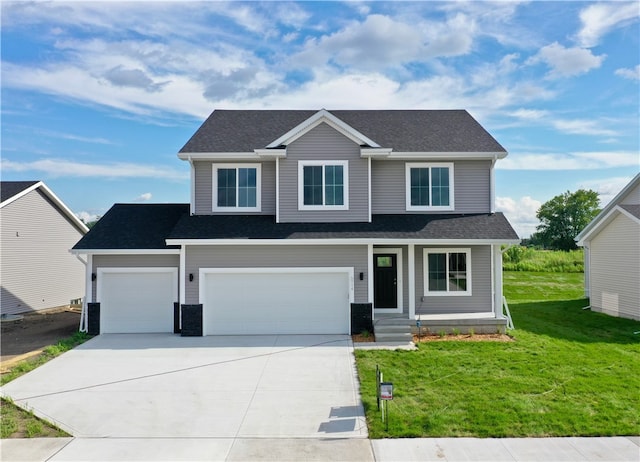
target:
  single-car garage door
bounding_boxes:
[97,267,178,333]
[201,268,353,335]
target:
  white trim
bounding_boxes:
[367,156,372,222]
[297,160,349,211]
[408,244,415,320]
[254,148,286,158]
[405,162,455,212]
[199,266,354,336]
[361,148,392,158]
[166,238,521,246]
[367,244,374,311]
[266,109,380,148]
[423,248,472,296]
[490,155,496,214]
[387,151,507,160]
[189,157,195,215]
[96,267,179,302]
[82,253,93,332]
[275,157,280,223]
[179,246,186,305]
[212,163,262,212]
[490,244,495,316]
[178,152,262,161]
[71,249,180,255]
[373,248,403,313]
[0,181,89,233]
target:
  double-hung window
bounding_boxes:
[298,160,348,210]
[212,164,261,212]
[423,248,471,296]
[406,163,454,211]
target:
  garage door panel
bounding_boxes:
[98,269,177,334]
[203,270,351,335]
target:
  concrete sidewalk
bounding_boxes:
[1,436,638,461]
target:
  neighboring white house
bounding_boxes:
[576,173,640,321]
[1,181,89,316]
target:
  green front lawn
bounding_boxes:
[355,271,640,438]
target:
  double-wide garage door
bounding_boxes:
[202,268,352,335]
[97,268,177,334]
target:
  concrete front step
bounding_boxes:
[374,332,413,342]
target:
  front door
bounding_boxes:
[374,254,397,309]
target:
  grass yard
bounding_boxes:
[355,271,640,438]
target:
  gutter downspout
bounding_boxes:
[74,254,88,332]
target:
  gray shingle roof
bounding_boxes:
[73,204,189,250]
[168,213,518,241]
[620,204,640,219]
[1,181,39,203]
[179,110,506,153]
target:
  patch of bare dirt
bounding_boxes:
[352,333,376,343]
[413,333,514,343]
[1,308,81,365]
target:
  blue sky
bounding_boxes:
[1,1,638,237]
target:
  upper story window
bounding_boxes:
[212,163,261,212]
[405,163,454,211]
[298,160,349,210]
[423,248,471,296]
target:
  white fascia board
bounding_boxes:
[166,238,521,246]
[266,109,380,148]
[70,249,180,255]
[254,149,286,158]
[178,152,262,161]
[386,151,507,160]
[361,148,392,158]
[1,181,90,233]
[576,205,640,246]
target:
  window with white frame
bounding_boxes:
[423,248,471,296]
[212,164,261,212]
[406,163,454,211]
[298,160,349,210]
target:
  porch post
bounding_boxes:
[494,245,504,319]
[367,243,374,319]
[408,244,415,320]
[179,245,186,305]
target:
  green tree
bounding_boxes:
[535,189,600,251]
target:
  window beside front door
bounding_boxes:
[298,160,349,210]
[405,163,454,211]
[423,248,471,296]
[212,164,261,212]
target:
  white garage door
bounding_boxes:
[97,268,178,334]
[202,268,352,335]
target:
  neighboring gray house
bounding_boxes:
[577,173,640,321]
[72,109,519,336]
[1,181,88,316]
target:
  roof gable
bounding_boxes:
[577,173,640,244]
[178,109,507,154]
[1,181,89,234]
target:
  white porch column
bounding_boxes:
[494,245,504,318]
[180,245,186,305]
[367,243,374,319]
[81,253,93,332]
[408,244,416,319]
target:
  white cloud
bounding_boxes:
[133,192,152,202]
[527,42,605,78]
[509,108,550,120]
[552,119,618,137]
[1,158,188,180]
[76,210,102,224]
[498,151,639,170]
[496,196,541,238]
[615,65,640,81]
[578,176,637,207]
[576,2,640,48]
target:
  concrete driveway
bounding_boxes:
[1,334,368,441]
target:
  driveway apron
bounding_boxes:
[0,334,368,440]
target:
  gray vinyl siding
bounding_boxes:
[589,213,640,320]
[91,254,179,303]
[0,189,86,315]
[184,245,368,304]
[193,160,276,215]
[620,183,640,205]
[372,160,491,214]
[414,245,492,314]
[279,123,369,222]
[374,245,409,315]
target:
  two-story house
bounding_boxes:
[72,109,519,336]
